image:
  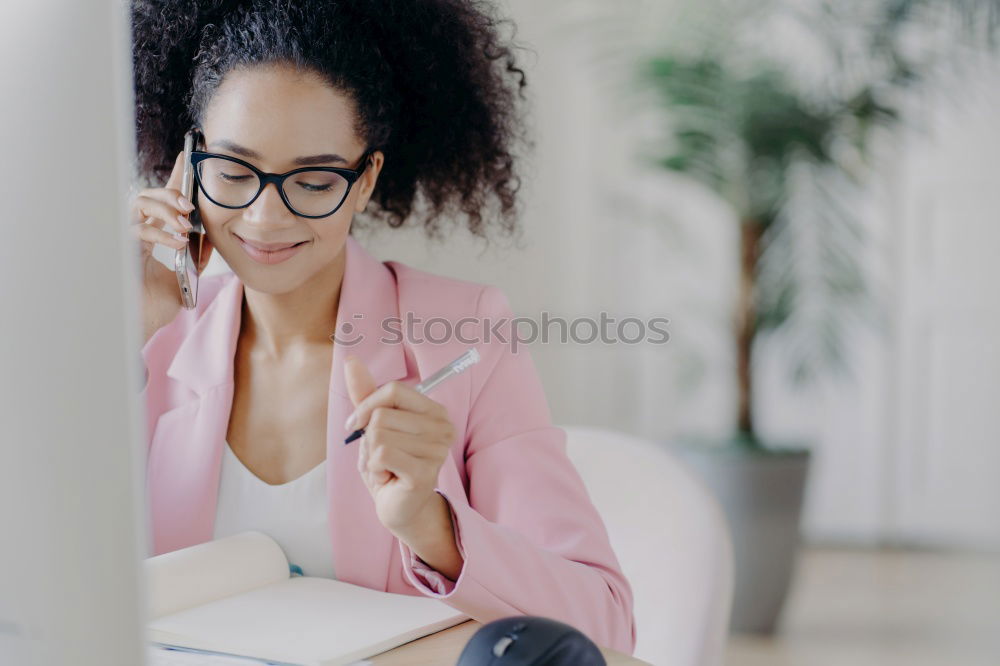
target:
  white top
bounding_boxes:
[213,441,336,579]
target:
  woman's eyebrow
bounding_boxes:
[207,139,348,166]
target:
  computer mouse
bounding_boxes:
[455,616,607,665]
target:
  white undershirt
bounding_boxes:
[213,441,336,579]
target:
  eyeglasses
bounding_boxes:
[190,149,372,219]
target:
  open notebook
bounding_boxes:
[145,531,469,665]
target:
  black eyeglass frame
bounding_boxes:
[189,149,373,219]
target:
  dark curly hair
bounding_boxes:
[130,0,531,240]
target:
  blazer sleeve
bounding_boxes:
[396,285,637,655]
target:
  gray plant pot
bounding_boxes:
[672,441,811,634]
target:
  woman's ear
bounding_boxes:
[196,233,215,275]
[353,149,384,213]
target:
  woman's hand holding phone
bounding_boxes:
[128,150,197,345]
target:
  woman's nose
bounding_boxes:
[244,181,296,224]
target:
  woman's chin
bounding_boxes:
[238,271,311,295]
[226,255,314,295]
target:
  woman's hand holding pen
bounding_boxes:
[343,355,464,579]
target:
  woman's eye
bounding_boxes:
[295,180,333,193]
[219,173,251,183]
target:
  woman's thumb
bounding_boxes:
[344,355,377,408]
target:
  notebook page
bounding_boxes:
[147,642,287,664]
[146,532,289,619]
[147,576,468,666]
[147,642,374,665]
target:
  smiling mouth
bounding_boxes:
[235,234,309,251]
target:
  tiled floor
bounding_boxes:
[725,547,1000,666]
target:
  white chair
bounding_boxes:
[561,425,733,666]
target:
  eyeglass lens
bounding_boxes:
[196,158,351,217]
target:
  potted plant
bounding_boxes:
[637,0,999,633]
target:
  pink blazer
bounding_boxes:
[140,234,636,654]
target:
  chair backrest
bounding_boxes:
[561,425,733,666]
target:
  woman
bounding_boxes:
[129,0,635,654]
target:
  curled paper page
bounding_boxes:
[145,531,289,620]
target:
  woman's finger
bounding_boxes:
[131,221,189,250]
[365,424,446,461]
[133,180,195,217]
[139,214,166,231]
[368,405,449,437]
[358,432,392,488]
[367,444,431,487]
[347,381,445,431]
[358,429,373,479]
[131,193,193,234]
[165,149,188,193]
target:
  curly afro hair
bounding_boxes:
[130,0,531,241]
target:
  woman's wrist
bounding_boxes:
[393,492,464,581]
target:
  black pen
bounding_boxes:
[343,347,481,445]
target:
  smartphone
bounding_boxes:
[176,128,205,309]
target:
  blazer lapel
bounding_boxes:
[325,235,411,590]
[147,273,242,556]
[148,235,410,594]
